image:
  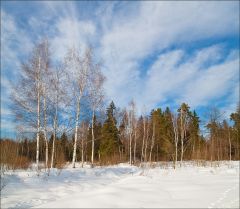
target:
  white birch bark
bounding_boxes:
[144,120,149,163]
[72,96,81,168]
[81,135,84,168]
[43,87,48,170]
[172,113,179,169]
[36,57,41,171]
[50,102,58,169]
[91,110,95,167]
[141,116,146,164]
[133,125,137,164]
[180,108,184,166]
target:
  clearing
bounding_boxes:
[1,161,239,208]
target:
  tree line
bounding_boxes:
[1,40,239,172]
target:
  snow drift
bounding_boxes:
[1,161,239,208]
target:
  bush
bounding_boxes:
[0,139,31,171]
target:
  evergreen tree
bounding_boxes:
[100,101,120,161]
[189,110,200,159]
[230,106,240,159]
[60,132,68,161]
[163,107,174,160]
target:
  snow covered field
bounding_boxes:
[1,161,239,208]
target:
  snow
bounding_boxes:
[1,161,239,208]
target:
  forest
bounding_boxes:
[1,40,239,172]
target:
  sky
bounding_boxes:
[1,1,239,138]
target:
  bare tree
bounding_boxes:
[132,103,137,164]
[78,122,89,168]
[40,40,51,170]
[206,107,223,163]
[42,86,49,170]
[172,113,179,169]
[149,114,155,163]
[178,104,189,166]
[49,68,60,169]
[64,47,90,168]
[36,57,41,171]
[128,111,133,165]
[127,100,136,165]
[133,118,137,164]
[12,40,50,171]
[141,116,146,164]
[89,62,105,167]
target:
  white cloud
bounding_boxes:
[1,1,239,120]
[99,1,239,110]
[51,17,96,61]
[180,59,238,107]
[139,46,238,110]
[1,10,33,73]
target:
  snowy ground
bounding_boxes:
[1,161,239,208]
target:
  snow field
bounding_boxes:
[1,161,239,208]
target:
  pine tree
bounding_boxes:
[230,106,240,160]
[100,101,120,162]
[163,107,174,160]
[60,132,68,161]
[189,110,200,160]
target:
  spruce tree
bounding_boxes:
[100,101,120,161]
[189,110,200,159]
[60,132,68,161]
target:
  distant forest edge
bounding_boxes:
[0,40,239,172]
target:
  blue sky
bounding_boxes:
[1,1,239,138]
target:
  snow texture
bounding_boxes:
[1,161,239,208]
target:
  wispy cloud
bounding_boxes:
[99,1,239,109]
[1,0,239,136]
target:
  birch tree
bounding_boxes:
[172,113,179,169]
[40,40,51,170]
[12,40,49,171]
[127,100,136,165]
[48,66,65,169]
[140,115,146,164]
[79,121,89,168]
[64,47,90,168]
[89,63,105,167]
[178,103,190,166]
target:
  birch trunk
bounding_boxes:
[180,108,184,167]
[50,120,56,169]
[133,125,137,164]
[129,132,132,165]
[91,110,95,167]
[81,135,84,168]
[50,92,58,169]
[228,128,231,162]
[144,121,149,163]
[72,96,81,168]
[172,114,178,169]
[43,90,48,170]
[36,57,41,171]
[141,117,146,163]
